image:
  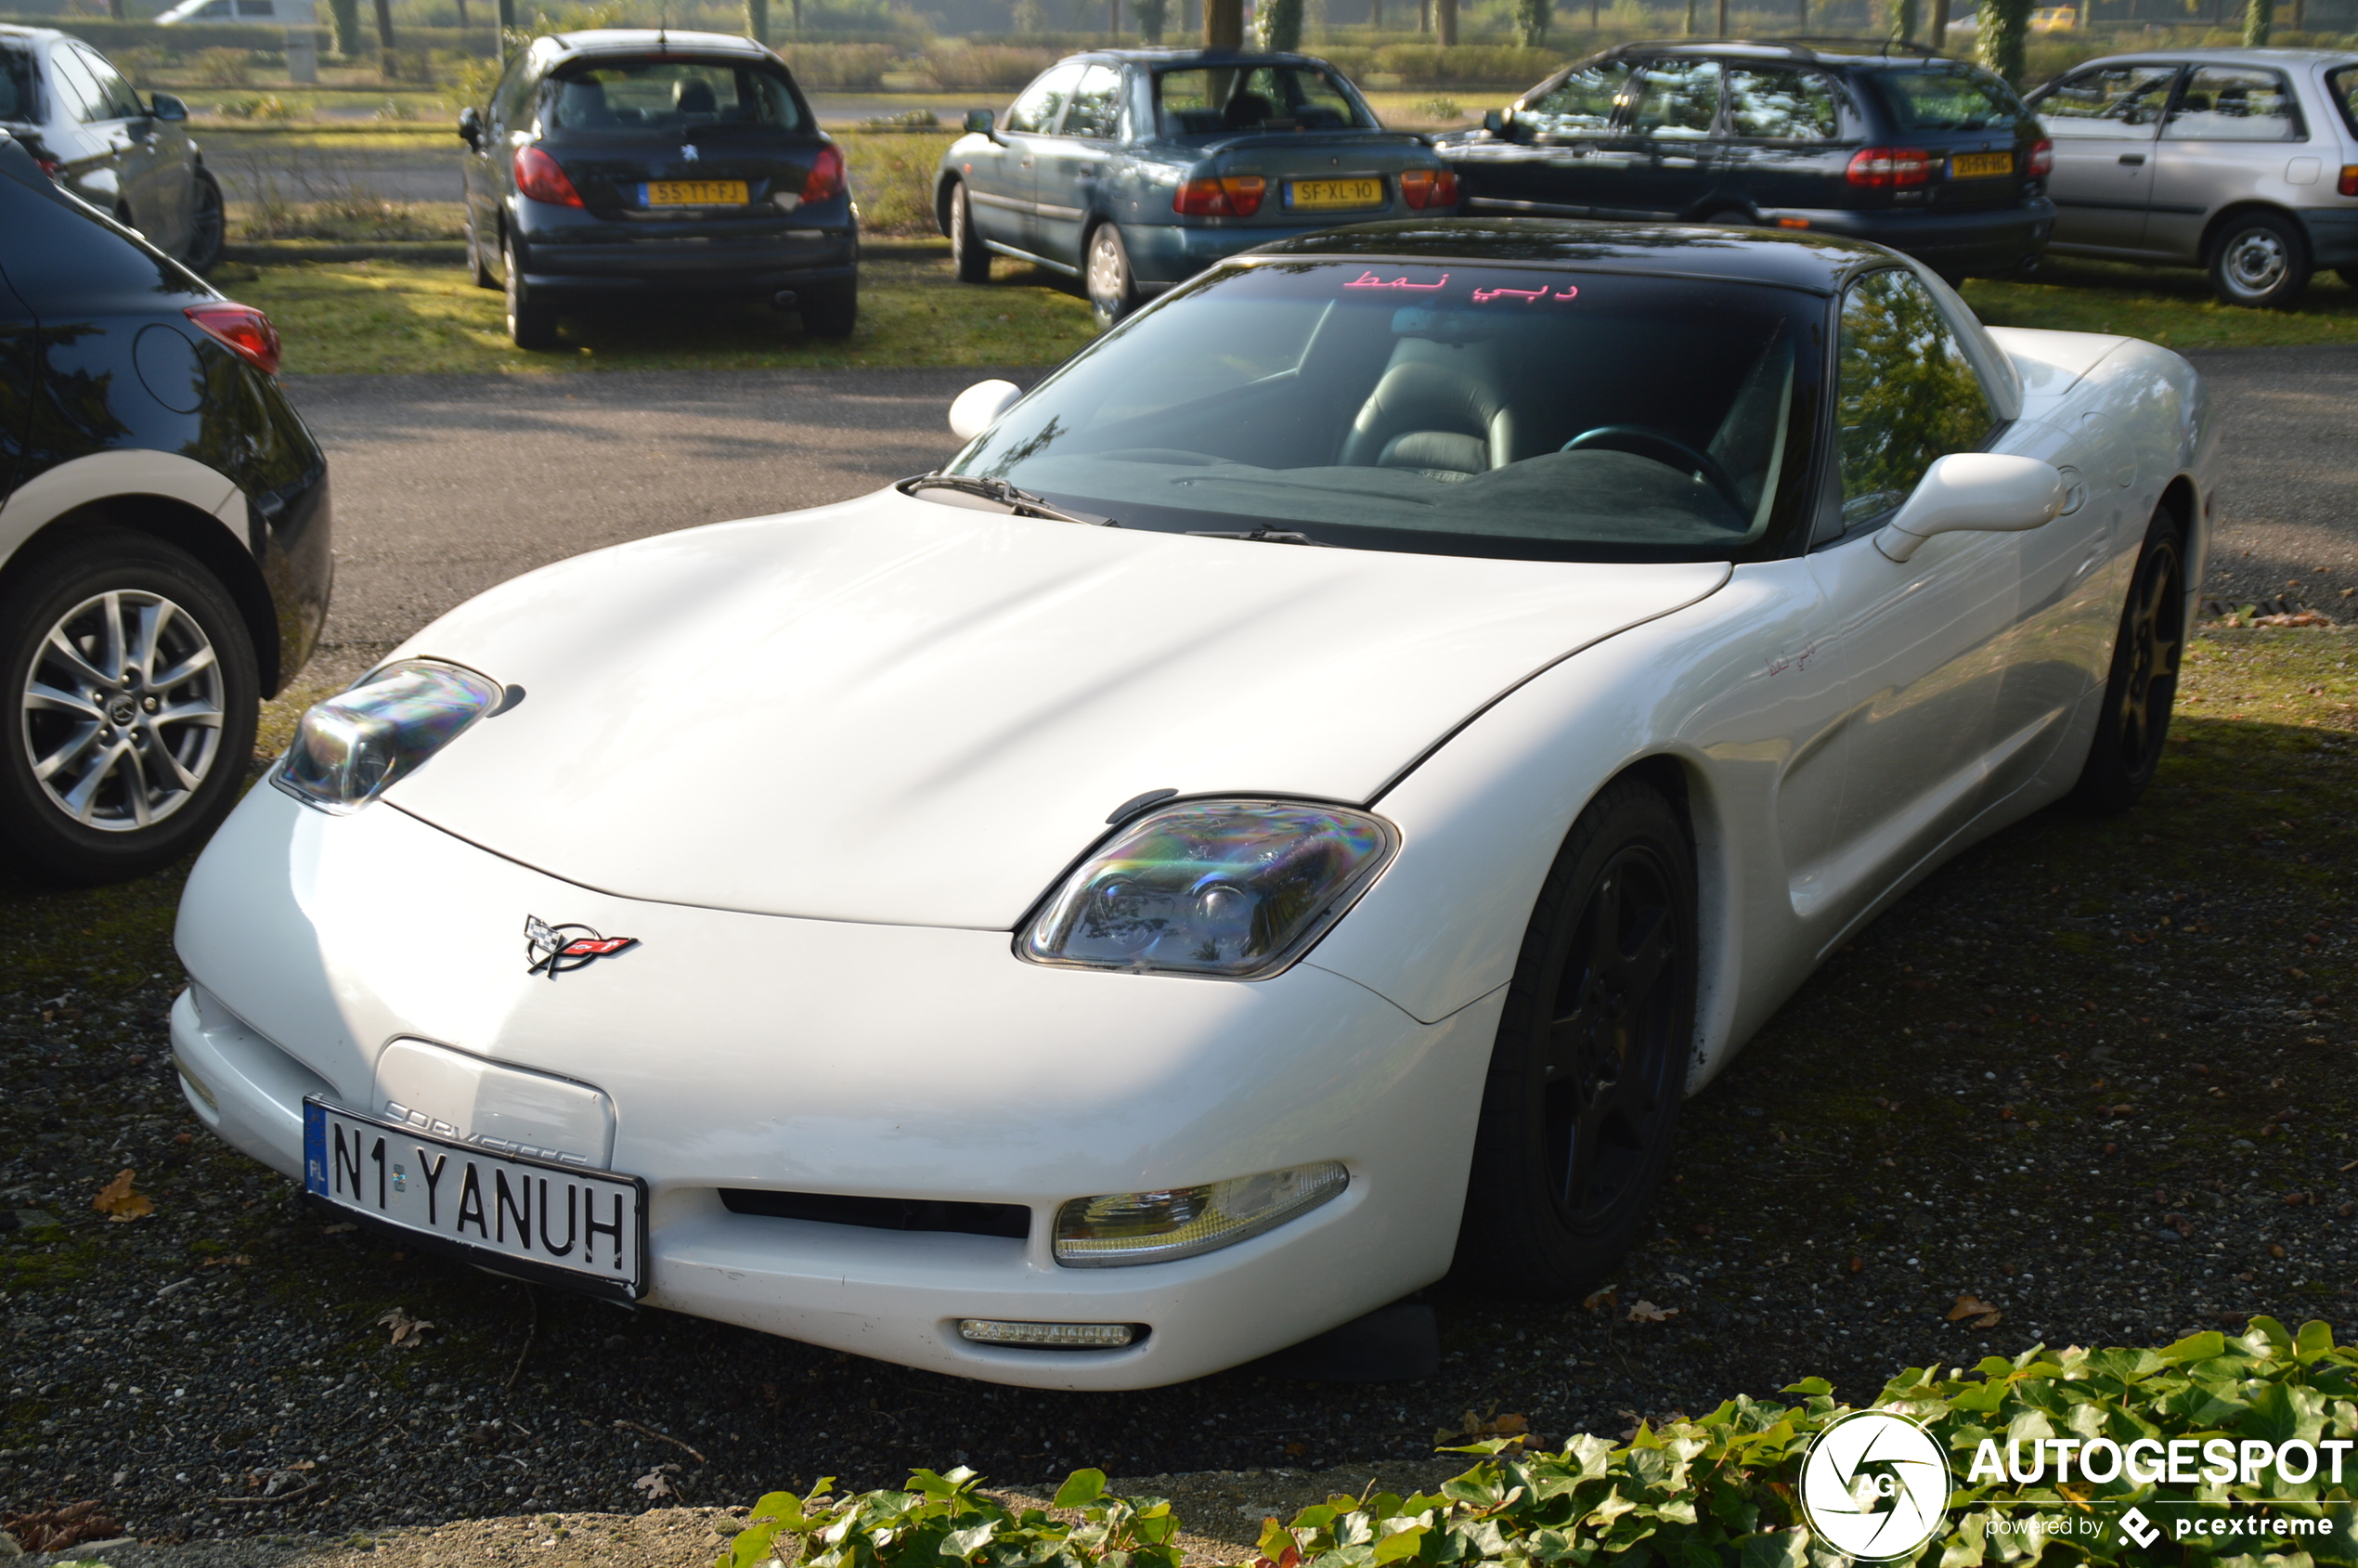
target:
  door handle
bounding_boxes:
[2118,153,2145,165]
[1019,159,1033,168]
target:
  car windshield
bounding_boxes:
[548,58,801,132]
[1155,65,1371,135]
[0,46,32,122]
[1870,64,2022,131]
[2327,64,2358,138]
[943,261,1820,563]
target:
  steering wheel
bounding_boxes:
[1561,424,1747,514]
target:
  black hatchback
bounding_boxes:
[459,30,857,349]
[1439,40,2054,279]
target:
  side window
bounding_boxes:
[1724,67,1837,140]
[2034,62,2177,131]
[2165,65,2301,141]
[2328,64,2358,139]
[46,45,105,123]
[0,47,32,121]
[73,45,146,121]
[1287,68,1359,128]
[490,57,538,131]
[1835,269,1994,528]
[1517,59,1634,139]
[1631,58,1722,139]
[1061,63,1122,139]
[1006,62,1083,135]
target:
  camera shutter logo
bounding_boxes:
[1798,1409,1955,1561]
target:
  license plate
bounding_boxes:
[642,179,747,206]
[1950,151,2013,179]
[303,1098,646,1301]
[1288,177,1385,211]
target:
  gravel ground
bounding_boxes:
[3,628,2352,1561]
[2183,347,2358,622]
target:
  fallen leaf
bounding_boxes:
[2270,1243,2288,1259]
[322,1222,357,1236]
[92,1168,153,1222]
[633,1464,680,1498]
[1847,1255,1863,1274]
[0,1498,125,1553]
[1626,1300,1678,1324]
[1580,1286,1619,1312]
[376,1307,435,1349]
[1948,1294,2002,1328]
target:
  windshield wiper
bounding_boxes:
[1185,526,1333,547]
[900,473,1117,526]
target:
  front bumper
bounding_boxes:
[2296,207,2358,269]
[1757,197,2056,271]
[171,785,1496,1390]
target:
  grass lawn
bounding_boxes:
[1963,253,2358,349]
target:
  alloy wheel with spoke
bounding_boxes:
[20,589,225,832]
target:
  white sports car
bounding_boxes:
[170,220,2214,1391]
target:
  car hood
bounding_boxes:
[379,489,1727,928]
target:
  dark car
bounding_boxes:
[458,29,857,349]
[1438,39,2054,279]
[937,48,1461,329]
[0,133,329,884]
[1,24,224,274]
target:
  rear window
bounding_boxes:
[0,47,32,122]
[1155,65,1368,135]
[2323,64,2357,137]
[548,58,801,132]
[1869,65,2024,132]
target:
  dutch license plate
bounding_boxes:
[303,1098,645,1301]
[1289,177,1385,211]
[643,179,747,206]
[1950,152,2013,179]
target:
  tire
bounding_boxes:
[1699,207,1752,227]
[1455,776,1696,1298]
[0,527,260,886]
[184,167,226,275]
[948,180,991,284]
[503,237,559,350]
[466,214,497,289]
[2339,266,2358,292]
[1084,222,1138,331]
[798,278,858,340]
[2208,211,2310,309]
[2067,505,2184,813]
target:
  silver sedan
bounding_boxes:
[2026,45,2357,307]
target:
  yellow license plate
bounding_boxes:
[1289,177,1385,211]
[1950,152,2014,179]
[644,179,748,206]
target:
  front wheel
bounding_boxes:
[1085,223,1138,331]
[2209,212,2311,309]
[2067,506,2184,812]
[504,238,559,350]
[1456,777,1695,1298]
[0,527,261,885]
[948,180,991,284]
[185,167,225,274]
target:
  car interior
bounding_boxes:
[550,62,799,131]
[1154,67,1364,136]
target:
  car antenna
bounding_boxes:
[657,0,667,51]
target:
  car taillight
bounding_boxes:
[1399,166,1458,209]
[800,142,846,203]
[2028,138,2054,178]
[2341,164,2358,198]
[184,302,281,376]
[1846,147,1932,188]
[1173,175,1264,217]
[512,145,584,208]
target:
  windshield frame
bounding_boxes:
[944,253,1837,565]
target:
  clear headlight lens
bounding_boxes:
[1020,799,1395,978]
[1054,1161,1349,1267]
[274,659,500,813]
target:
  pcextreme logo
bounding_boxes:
[1798,1409,1956,1562]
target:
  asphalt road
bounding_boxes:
[285,345,2354,685]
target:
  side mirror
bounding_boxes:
[948,379,1021,441]
[458,106,483,149]
[149,92,188,122]
[1875,453,2066,563]
[1482,107,1508,136]
[965,108,996,136]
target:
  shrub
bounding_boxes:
[719,1319,2358,1568]
[916,43,1059,90]
[1372,44,1562,85]
[836,129,955,236]
[775,42,899,89]
[195,45,256,84]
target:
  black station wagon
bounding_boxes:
[1439,39,2056,279]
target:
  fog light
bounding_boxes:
[958,1319,1135,1348]
[1054,1161,1347,1267]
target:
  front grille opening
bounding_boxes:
[719,1188,1030,1240]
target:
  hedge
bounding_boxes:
[718,1318,2358,1568]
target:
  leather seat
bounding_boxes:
[1338,359,1515,481]
[675,78,719,115]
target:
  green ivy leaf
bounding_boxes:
[1055,1471,1108,1510]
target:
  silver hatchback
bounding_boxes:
[2026,46,2356,306]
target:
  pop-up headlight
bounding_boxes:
[274,660,500,813]
[1019,799,1396,978]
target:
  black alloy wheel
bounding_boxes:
[2068,505,2185,812]
[798,279,858,340]
[185,168,226,274]
[1457,777,1696,1297]
[504,237,558,350]
[0,527,260,885]
[1085,223,1138,332]
[949,181,990,284]
[2208,211,2310,309]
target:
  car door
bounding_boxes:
[1458,57,1639,216]
[1032,61,1121,269]
[42,43,136,227]
[1717,62,1846,216]
[1621,57,1725,216]
[65,43,181,251]
[2033,60,2178,253]
[2145,62,2304,263]
[974,61,1082,253]
[1809,267,2022,906]
[0,241,33,500]
[465,54,529,263]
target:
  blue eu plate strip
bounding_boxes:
[302,1101,328,1196]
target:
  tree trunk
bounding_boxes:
[1436,0,1457,42]
[494,0,513,58]
[1256,0,1302,48]
[1109,0,1121,35]
[453,0,467,29]
[107,0,124,19]
[372,0,397,78]
[746,0,768,42]
[1205,0,1243,45]
[2241,0,2270,44]
[330,0,364,59]
[1896,0,1918,39]
[1976,0,2028,84]
[1928,0,1948,46]
[1715,0,1727,34]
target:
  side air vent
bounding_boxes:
[719,1188,1030,1240]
